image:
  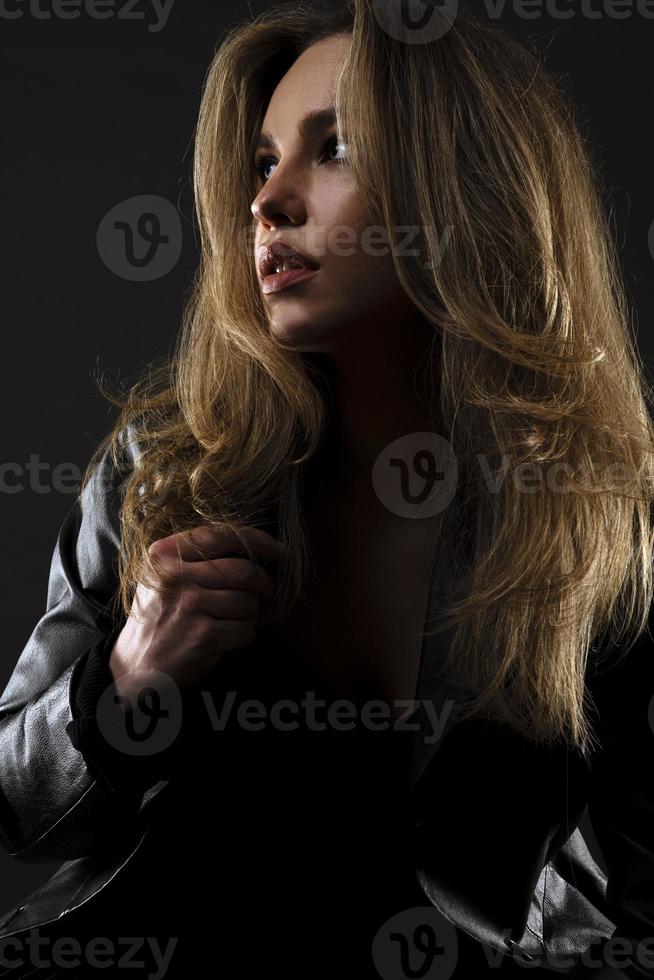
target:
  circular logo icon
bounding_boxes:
[372,905,459,979]
[96,194,182,281]
[372,432,457,518]
[371,0,459,44]
[96,669,183,756]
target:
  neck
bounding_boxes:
[308,317,439,487]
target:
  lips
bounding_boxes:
[257,239,319,280]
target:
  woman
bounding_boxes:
[0,2,652,978]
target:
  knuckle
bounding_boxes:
[214,556,241,583]
[147,537,167,560]
[178,588,202,616]
[183,524,216,554]
[187,615,214,646]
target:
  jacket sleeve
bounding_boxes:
[65,621,172,795]
[584,605,654,980]
[0,423,161,863]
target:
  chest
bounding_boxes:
[265,495,442,721]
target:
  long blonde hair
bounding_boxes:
[83,0,654,753]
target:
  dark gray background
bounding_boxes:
[1,0,653,915]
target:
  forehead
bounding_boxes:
[259,34,351,137]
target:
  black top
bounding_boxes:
[65,624,433,978]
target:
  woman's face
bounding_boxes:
[251,33,419,354]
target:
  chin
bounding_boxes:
[266,304,351,352]
[268,321,317,350]
[265,311,321,344]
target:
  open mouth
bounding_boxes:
[260,264,319,295]
[257,240,320,281]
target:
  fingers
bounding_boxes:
[150,525,285,565]
[176,586,262,622]
[158,556,277,603]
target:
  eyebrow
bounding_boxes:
[255,106,338,152]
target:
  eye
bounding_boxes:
[324,135,348,163]
[254,134,348,183]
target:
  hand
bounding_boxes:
[108,524,284,698]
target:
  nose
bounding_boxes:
[251,177,306,230]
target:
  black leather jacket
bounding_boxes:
[1,423,653,979]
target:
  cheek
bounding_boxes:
[322,205,402,302]
[308,198,405,316]
[314,181,377,267]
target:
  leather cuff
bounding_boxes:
[65,626,169,795]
